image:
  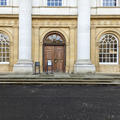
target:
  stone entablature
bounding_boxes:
[91,16,120,26]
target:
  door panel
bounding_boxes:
[44,46,65,72]
[44,46,54,72]
[54,46,64,72]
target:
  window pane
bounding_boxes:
[103,0,116,7]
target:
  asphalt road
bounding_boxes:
[0,84,120,120]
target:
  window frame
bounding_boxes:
[0,0,7,6]
[47,0,62,7]
[0,33,10,64]
[101,0,119,7]
[99,34,119,65]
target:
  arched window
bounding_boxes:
[47,0,62,7]
[103,0,116,6]
[0,0,7,6]
[99,34,118,64]
[0,33,10,63]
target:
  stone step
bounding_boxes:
[0,73,120,84]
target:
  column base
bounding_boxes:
[13,60,33,74]
[74,59,96,74]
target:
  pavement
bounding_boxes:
[0,84,120,120]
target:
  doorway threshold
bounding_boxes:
[54,73,70,78]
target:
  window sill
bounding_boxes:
[99,63,118,65]
[0,62,9,64]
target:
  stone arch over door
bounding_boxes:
[96,30,120,73]
[43,31,66,72]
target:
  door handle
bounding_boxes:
[54,59,57,63]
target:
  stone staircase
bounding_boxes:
[0,73,120,84]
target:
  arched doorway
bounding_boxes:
[43,31,66,72]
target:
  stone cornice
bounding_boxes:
[91,15,120,19]
[0,15,18,18]
[0,15,77,19]
[32,15,77,19]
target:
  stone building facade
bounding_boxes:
[0,0,120,74]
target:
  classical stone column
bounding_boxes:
[13,0,33,74]
[74,0,95,73]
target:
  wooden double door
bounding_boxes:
[44,45,65,72]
